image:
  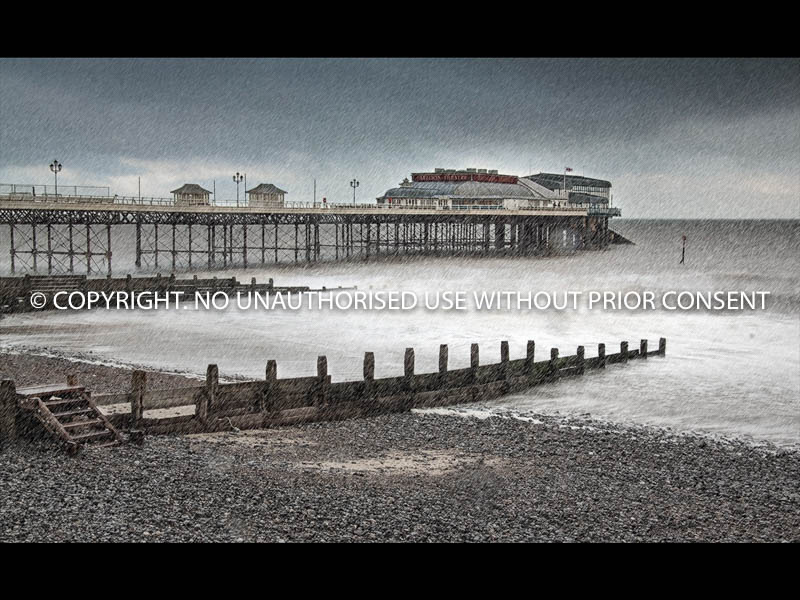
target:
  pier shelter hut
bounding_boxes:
[247,183,287,209]
[171,184,212,206]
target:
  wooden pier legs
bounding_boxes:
[135,222,142,268]
[9,225,16,273]
[7,221,113,276]
[494,222,506,252]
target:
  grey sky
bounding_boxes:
[1,58,797,218]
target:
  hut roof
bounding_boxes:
[524,173,611,190]
[171,183,212,195]
[247,183,287,195]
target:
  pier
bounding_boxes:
[0,196,621,276]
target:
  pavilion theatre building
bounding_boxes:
[376,168,620,251]
[376,168,615,212]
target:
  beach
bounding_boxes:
[1,220,798,542]
[1,350,798,542]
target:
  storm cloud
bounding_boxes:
[1,58,797,218]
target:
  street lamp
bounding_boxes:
[49,160,62,197]
[233,172,244,207]
[350,178,360,205]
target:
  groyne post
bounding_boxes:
[363,352,375,398]
[526,340,535,377]
[363,352,375,380]
[263,360,277,412]
[316,356,329,406]
[550,348,559,380]
[640,339,648,359]
[620,341,628,363]
[470,343,479,379]
[197,364,218,422]
[598,343,606,369]
[0,379,17,444]
[577,345,585,375]
[659,337,666,356]
[500,341,510,390]
[130,370,146,427]
[404,348,415,408]
[438,344,448,374]
[404,348,415,389]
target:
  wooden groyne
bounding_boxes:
[0,274,354,312]
[0,338,666,451]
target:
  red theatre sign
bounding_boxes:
[412,172,518,184]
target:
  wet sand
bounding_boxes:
[0,347,203,393]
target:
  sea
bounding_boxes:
[1,219,798,447]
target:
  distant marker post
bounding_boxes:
[680,235,687,265]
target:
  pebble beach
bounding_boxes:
[1,350,798,542]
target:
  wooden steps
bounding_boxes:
[51,408,94,418]
[15,383,124,454]
[62,419,104,429]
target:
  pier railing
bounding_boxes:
[0,184,111,197]
[0,193,175,206]
[0,193,605,214]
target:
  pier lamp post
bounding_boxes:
[233,172,244,207]
[49,160,62,198]
[350,178,360,205]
